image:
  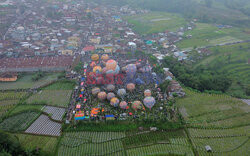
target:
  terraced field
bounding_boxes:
[58,130,194,156]
[0,111,40,131]
[124,12,187,34]
[176,88,250,155]
[177,23,250,49]
[194,42,250,97]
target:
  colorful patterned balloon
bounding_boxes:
[97,92,107,101]
[119,101,128,109]
[143,96,156,109]
[107,92,115,101]
[110,97,119,107]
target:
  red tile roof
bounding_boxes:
[0,56,73,69]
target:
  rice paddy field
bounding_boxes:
[177,23,250,49]
[0,73,60,90]
[57,130,194,156]
[194,42,250,98]
[175,88,250,155]
[123,12,187,34]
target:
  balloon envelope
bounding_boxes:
[107,84,115,92]
[117,89,126,97]
[143,96,156,109]
[107,92,115,101]
[91,54,99,61]
[93,66,102,74]
[126,83,135,92]
[144,89,151,97]
[106,59,117,71]
[132,101,143,110]
[101,54,109,62]
[98,92,107,101]
[110,97,119,107]
[119,101,127,109]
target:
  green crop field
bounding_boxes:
[0,111,40,131]
[10,133,58,156]
[0,100,18,118]
[26,90,72,107]
[123,12,187,34]
[57,130,194,156]
[0,73,60,90]
[176,88,249,123]
[0,91,28,101]
[43,80,75,90]
[194,42,250,98]
[177,23,250,49]
[9,104,43,116]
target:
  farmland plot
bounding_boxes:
[26,90,72,107]
[11,133,58,156]
[188,126,250,138]
[58,131,126,156]
[126,144,194,156]
[0,100,18,118]
[0,111,40,131]
[43,106,65,121]
[0,91,27,100]
[191,136,249,154]
[25,114,61,136]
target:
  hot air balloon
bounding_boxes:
[143,96,156,109]
[91,54,99,61]
[98,92,107,101]
[126,83,135,92]
[110,97,119,107]
[132,101,143,111]
[119,101,128,109]
[117,89,126,97]
[101,54,109,62]
[107,92,115,101]
[92,87,100,95]
[144,89,151,97]
[126,64,137,79]
[107,84,115,92]
[93,66,102,74]
[106,59,117,71]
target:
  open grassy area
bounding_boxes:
[123,12,187,34]
[10,133,58,156]
[0,73,60,90]
[194,42,250,98]
[26,90,72,107]
[177,23,250,49]
[43,80,75,90]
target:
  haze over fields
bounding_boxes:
[0,0,249,155]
